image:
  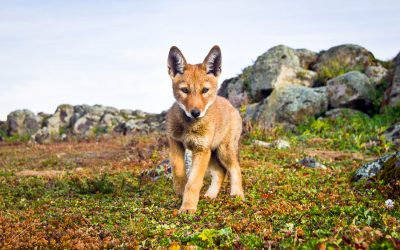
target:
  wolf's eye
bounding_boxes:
[202,87,209,94]
[180,87,189,94]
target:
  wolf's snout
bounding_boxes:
[190,109,201,118]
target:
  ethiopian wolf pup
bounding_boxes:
[166,45,244,213]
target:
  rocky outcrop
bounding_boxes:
[218,43,396,130]
[327,71,374,111]
[2,104,166,143]
[7,109,40,137]
[253,85,328,127]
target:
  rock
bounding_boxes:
[0,120,7,139]
[377,153,400,184]
[134,110,147,118]
[383,52,400,107]
[61,133,67,141]
[323,108,369,119]
[248,45,316,101]
[99,113,124,129]
[32,127,51,144]
[327,71,374,110]
[73,105,90,117]
[86,105,107,117]
[382,122,400,145]
[253,140,273,148]
[72,114,101,136]
[244,103,262,123]
[46,104,74,135]
[253,139,290,149]
[120,109,148,120]
[275,139,290,149]
[120,109,135,119]
[37,112,52,127]
[114,112,165,135]
[295,49,318,69]
[298,157,327,169]
[352,152,400,181]
[116,119,142,134]
[218,76,248,108]
[255,85,328,127]
[365,65,388,85]
[312,44,377,74]
[7,109,40,136]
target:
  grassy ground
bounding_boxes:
[0,109,399,249]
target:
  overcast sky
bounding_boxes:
[1,0,399,120]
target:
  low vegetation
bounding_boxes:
[0,108,399,249]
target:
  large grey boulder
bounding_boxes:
[7,109,40,136]
[383,52,400,107]
[327,71,374,110]
[248,45,317,101]
[254,85,328,127]
[312,44,377,74]
[46,104,74,135]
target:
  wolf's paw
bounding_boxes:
[230,191,245,201]
[178,207,197,214]
[204,191,218,199]
[173,185,186,197]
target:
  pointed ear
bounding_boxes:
[203,45,222,77]
[168,46,187,79]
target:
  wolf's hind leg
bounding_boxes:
[204,156,226,199]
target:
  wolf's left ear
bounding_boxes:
[203,45,222,77]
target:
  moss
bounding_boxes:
[316,59,365,85]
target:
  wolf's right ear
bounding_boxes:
[168,46,187,79]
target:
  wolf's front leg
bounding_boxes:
[180,149,211,213]
[169,138,187,196]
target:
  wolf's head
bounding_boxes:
[167,45,221,119]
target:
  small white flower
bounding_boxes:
[385,199,394,209]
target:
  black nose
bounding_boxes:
[190,109,201,118]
